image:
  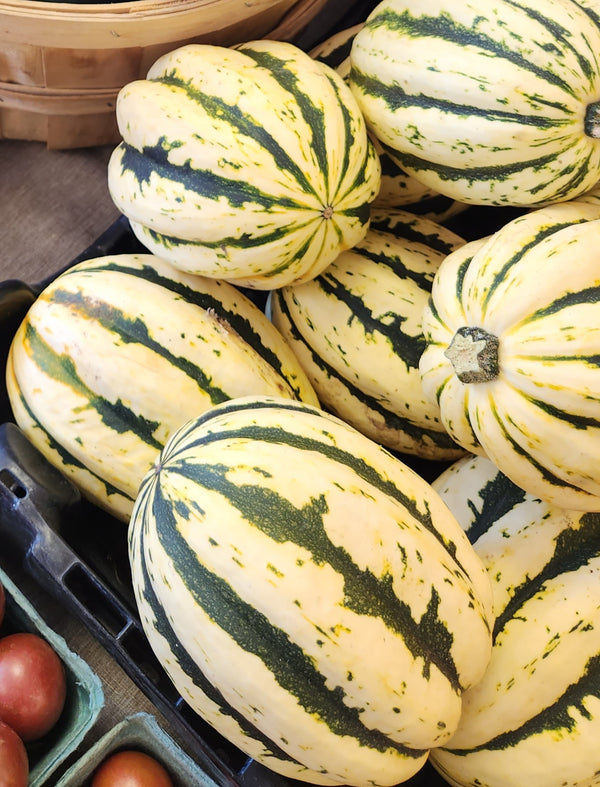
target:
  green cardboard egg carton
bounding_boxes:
[55,711,221,786]
[0,564,105,785]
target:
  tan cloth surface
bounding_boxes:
[1,140,121,284]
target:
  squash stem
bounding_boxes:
[444,326,499,384]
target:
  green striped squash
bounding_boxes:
[349,0,600,207]
[6,254,319,522]
[370,138,470,223]
[575,178,600,207]
[128,395,494,786]
[573,0,600,18]
[430,452,600,787]
[310,23,468,223]
[269,207,467,460]
[418,201,600,511]
[107,40,381,290]
[308,23,363,69]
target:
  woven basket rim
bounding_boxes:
[0,0,301,30]
[0,0,332,147]
[0,0,302,48]
[0,0,287,13]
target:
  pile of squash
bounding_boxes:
[6,1,600,786]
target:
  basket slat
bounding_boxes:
[0,0,342,148]
[0,0,302,88]
[0,0,299,48]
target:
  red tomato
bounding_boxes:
[0,581,5,628]
[91,750,175,787]
[0,719,29,787]
[0,632,67,742]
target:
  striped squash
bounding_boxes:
[107,40,381,290]
[269,207,467,460]
[5,254,318,522]
[349,0,600,207]
[128,395,494,787]
[573,0,600,17]
[418,201,600,511]
[430,452,600,787]
[310,23,468,223]
[575,178,600,207]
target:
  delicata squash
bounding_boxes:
[430,453,600,787]
[107,40,381,290]
[419,201,600,511]
[128,395,494,786]
[349,0,600,207]
[6,254,318,521]
[269,207,467,460]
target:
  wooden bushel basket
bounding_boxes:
[0,0,329,148]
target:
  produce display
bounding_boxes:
[4,1,600,786]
